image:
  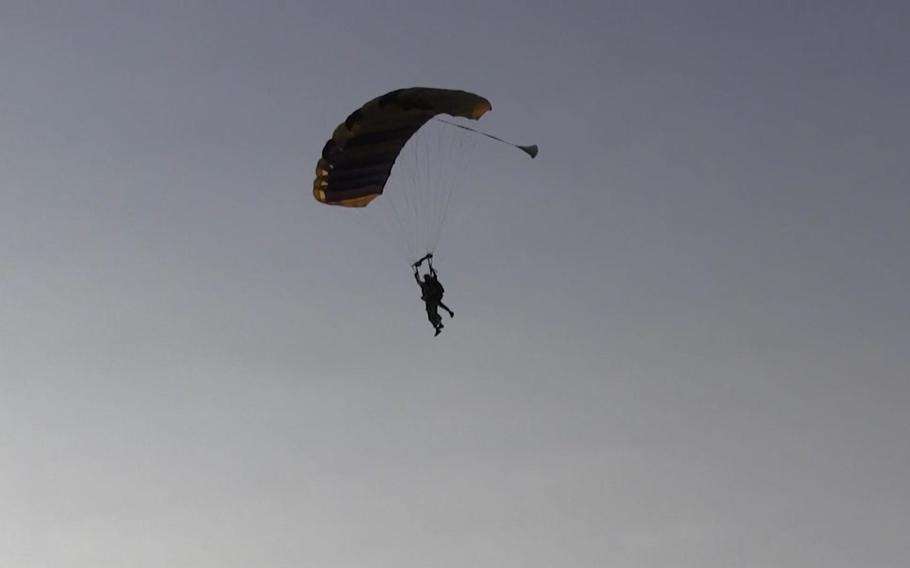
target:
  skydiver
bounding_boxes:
[413,255,454,336]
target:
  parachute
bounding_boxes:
[314,87,491,207]
[313,87,535,262]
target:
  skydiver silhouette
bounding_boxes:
[412,254,453,336]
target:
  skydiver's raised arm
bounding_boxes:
[412,253,432,270]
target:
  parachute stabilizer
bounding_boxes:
[518,144,539,159]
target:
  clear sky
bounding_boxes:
[2,2,908,567]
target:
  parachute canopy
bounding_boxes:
[313,87,491,208]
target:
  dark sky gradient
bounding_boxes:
[2,2,908,566]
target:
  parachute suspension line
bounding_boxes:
[369,131,422,266]
[434,129,450,253]
[385,180,411,263]
[358,178,411,267]
[393,123,438,264]
[416,126,431,259]
[365,117,479,265]
[426,130,435,255]
[431,127,473,256]
[412,122,449,260]
[406,120,475,262]
[427,127,445,255]
[435,137,461,251]
[428,129,455,251]
[403,130,423,261]
[408,133,419,258]
[375,132,415,265]
[432,117,539,159]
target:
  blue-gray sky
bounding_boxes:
[2,2,909,566]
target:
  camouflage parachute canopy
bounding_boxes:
[313,87,492,207]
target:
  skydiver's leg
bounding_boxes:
[438,301,454,318]
[426,303,442,329]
